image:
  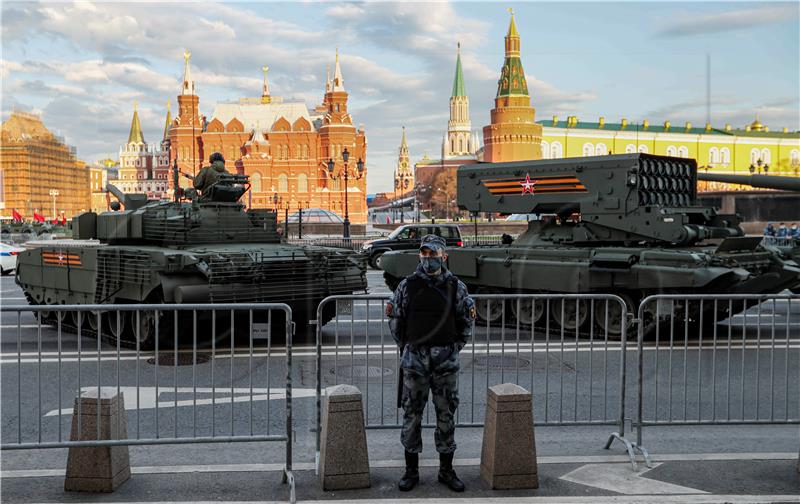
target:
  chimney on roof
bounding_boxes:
[664,120,671,131]
[783,127,789,133]
[685,121,692,131]
[725,124,732,131]
[705,122,712,132]
[643,119,649,130]
[598,116,605,128]
[620,118,628,129]
[552,115,558,126]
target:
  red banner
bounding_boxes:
[33,212,45,223]
[11,209,22,221]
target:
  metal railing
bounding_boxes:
[623,294,800,469]
[0,303,296,502]
[313,293,633,469]
[761,235,797,247]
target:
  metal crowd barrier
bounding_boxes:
[761,235,797,247]
[624,294,800,469]
[461,235,517,246]
[0,303,295,502]
[313,293,634,469]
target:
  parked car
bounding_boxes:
[0,243,25,276]
[361,224,463,269]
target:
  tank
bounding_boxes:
[14,169,367,347]
[380,153,800,336]
[697,172,800,294]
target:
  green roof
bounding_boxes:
[496,55,528,98]
[451,47,466,97]
[537,120,800,138]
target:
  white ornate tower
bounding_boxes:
[445,42,474,158]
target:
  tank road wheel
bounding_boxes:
[594,295,635,340]
[68,310,84,331]
[475,288,505,325]
[105,311,128,342]
[510,297,545,326]
[85,310,101,333]
[128,309,157,350]
[550,299,589,331]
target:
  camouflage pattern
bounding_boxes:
[388,263,475,454]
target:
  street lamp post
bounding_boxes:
[327,148,364,239]
[49,189,60,220]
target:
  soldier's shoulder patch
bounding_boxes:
[469,305,476,319]
[386,302,393,317]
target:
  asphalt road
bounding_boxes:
[1,271,799,502]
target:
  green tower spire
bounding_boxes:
[496,9,528,98]
[451,42,466,97]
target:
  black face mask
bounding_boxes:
[420,256,443,274]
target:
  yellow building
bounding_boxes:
[0,111,90,219]
[538,115,800,190]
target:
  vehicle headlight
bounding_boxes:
[361,243,372,252]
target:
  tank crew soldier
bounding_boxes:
[193,152,229,198]
[386,234,476,492]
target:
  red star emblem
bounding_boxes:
[57,252,66,265]
[520,173,535,194]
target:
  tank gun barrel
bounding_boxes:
[697,172,800,192]
[105,183,148,210]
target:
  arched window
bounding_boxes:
[625,144,636,153]
[541,141,550,159]
[302,144,308,159]
[458,137,463,153]
[720,147,731,165]
[550,141,563,158]
[278,174,288,192]
[251,172,262,193]
[638,145,649,153]
[284,145,290,160]
[298,173,308,193]
[595,143,608,155]
[708,147,719,164]
[666,145,677,157]
[790,149,799,167]
[760,148,771,164]
[750,148,760,164]
[678,146,688,158]
[582,143,595,156]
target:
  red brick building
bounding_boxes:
[169,50,367,223]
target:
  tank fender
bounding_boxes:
[159,274,207,303]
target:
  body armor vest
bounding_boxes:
[403,275,458,346]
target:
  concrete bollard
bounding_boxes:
[319,384,370,490]
[480,383,539,489]
[64,388,131,492]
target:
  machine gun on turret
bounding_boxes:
[458,153,742,246]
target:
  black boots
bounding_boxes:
[398,451,420,491]
[437,452,465,492]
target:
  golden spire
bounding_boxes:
[261,65,272,103]
[128,101,145,144]
[507,7,519,38]
[162,100,172,141]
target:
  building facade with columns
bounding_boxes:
[168,50,368,223]
[117,103,171,198]
[537,116,800,191]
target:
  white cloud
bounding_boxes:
[657,4,798,38]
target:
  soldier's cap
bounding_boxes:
[419,234,446,253]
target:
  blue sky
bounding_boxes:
[2,1,798,193]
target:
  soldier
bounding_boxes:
[387,234,475,492]
[193,152,228,197]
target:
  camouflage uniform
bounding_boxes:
[193,158,228,197]
[388,254,475,455]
